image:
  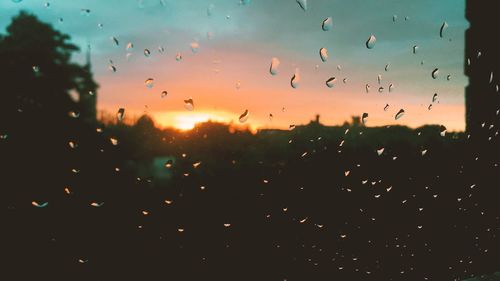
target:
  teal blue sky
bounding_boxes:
[1,0,469,130]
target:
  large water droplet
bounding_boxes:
[239,110,250,123]
[296,0,307,11]
[184,98,194,111]
[431,68,439,79]
[145,78,154,89]
[117,108,125,122]
[322,17,333,31]
[269,57,280,75]
[440,21,448,38]
[290,68,301,89]
[366,35,376,49]
[326,77,336,88]
[319,48,328,62]
[395,109,405,120]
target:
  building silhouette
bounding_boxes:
[465,1,500,142]
[77,44,98,124]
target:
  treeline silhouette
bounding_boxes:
[1,12,498,281]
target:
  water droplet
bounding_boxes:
[145,78,154,89]
[80,9,91,16]
[192,161,202,168]
[184,98,194,111]
[393,15,398,22]
[144,49,151,57]
[365,84,371,93]
[158,46,165,53]
[235,81,241,90]
[432,93,438,103]
[440,125,447,137]
[290,68,300,89]
[343,78,348,84]
[176,53,183,61]
[412,45,418,54]
[431,68,439,79]
[240,0,251,5]
[447,74,451,81]
[44,2,50,8]
[440,21,448,38]
[90,202,104,207]
[111,37,119,46]
[296,0,307,11]
[117,108,125,121]
[395,109,405,120]
[164,160,173,168]
[377,74,382,84]
[161,91,168,98]
[69,111,80,118]
[269,57,280,75]
[319,47,328,62]
[428,104,433,110]
[489,72,494,83]
[362,113,369,124]
[322,17,333,31]
[110,138,119,146]
[239,110,250,123]
[97,23,103,29]
[190,42,199,53]
[289,124,296,130]
[126,42,134,51]
[389,83,395,92]
[58,17,64,23]
[269,114,273,121]
[377,148,385,156]
[326,77,336,88]
[366,35,376,49]
[378,86,384,93]
[32,201,48,208]
[109,65,117,72]
[385,64,390,72]
[384,104,389,111]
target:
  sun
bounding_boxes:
[155,111,232,131]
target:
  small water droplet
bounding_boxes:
[447,74,451,81]
[290,68,300,89]
[190,42,199,53]
[365,84,371,93]
[322,17,333,31]
[126,42,134,51]
[109,65,117,72]
[161,91,168,98]
[145,78,154,89]
[117,108,125,121]
[377,74,382,84]
[377,147,385,156]
[362,113,369,124]
[440,21,448,38]
[366,35,376,49]
[319,47,328,62]
[384,104,389,111]
[239,110,250,123]
[393,15,398,22]
[431,68,439,79]
[207,4,215,16]
[269,57,280,75]
[378,86,384,93]
[80,9,91,16]
[32,201,48,208]
[440,125,447,137]
[432,93,438,103]
[395,109,405,120]
[296,0,307,11]
[326,77,336,88]
[385,64,390,71]
[389,83,395,92]
[111,37,119,46]
[176,53,183,61]
[184,98,194,111]
[144,49,151,57]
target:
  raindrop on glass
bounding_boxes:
[366,35,376,49]
[144,49,151,57]
[440,21,448,38]
[269,57,280,75]
[239,110,250,123]
[161,91,168,98]
[296,0,307,11]
[322,17,333,31]
[190,42,199,53]
[290,68,300,89]
[431,68,439,79]
[395,109,405,120]
[176,53,183,61]
[384,104,389,111]
[184,98,194,111]
[412,45,418,54]
[111,37,119,46]
[126,42,134,51]
[319,47,328,62]
[362,113,369,124]
[117,108,125,122]
[145,78,154,89]
[326,77,336,88]
[389,83,395,92]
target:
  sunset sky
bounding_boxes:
[1,0,469,131]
